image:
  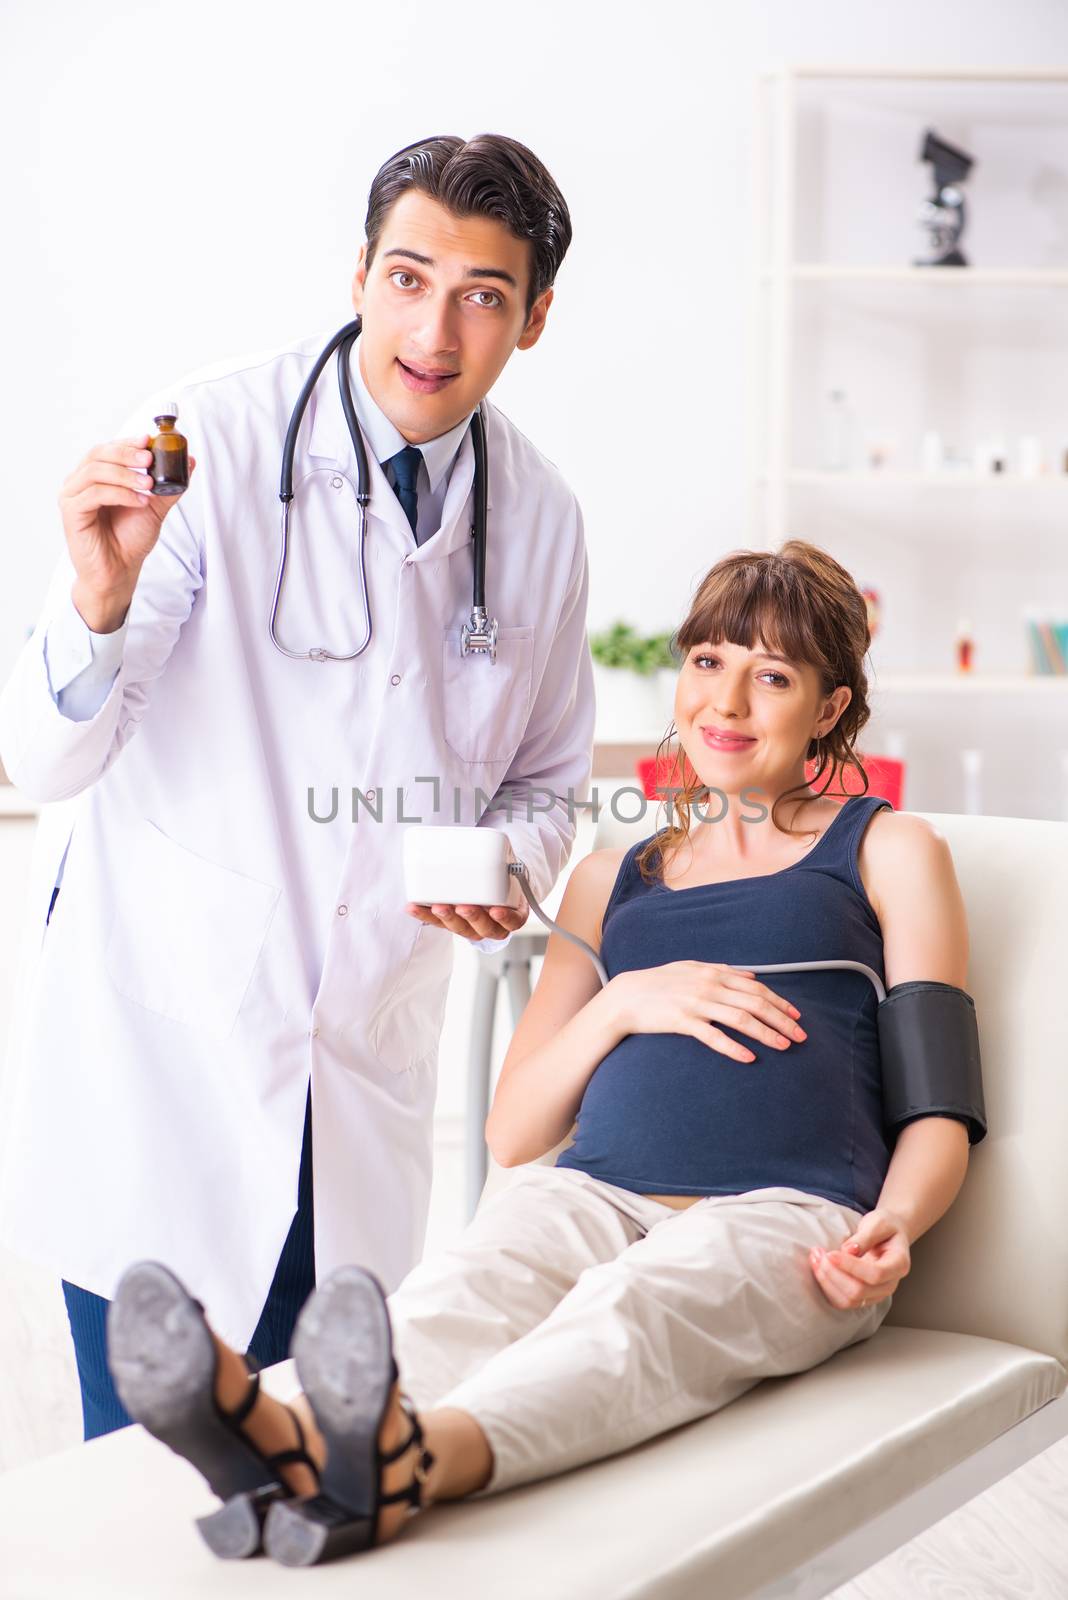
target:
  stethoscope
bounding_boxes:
[270,316,498,664]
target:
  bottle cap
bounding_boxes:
[153,401,179,421]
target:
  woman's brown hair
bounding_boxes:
[635,539,873,885]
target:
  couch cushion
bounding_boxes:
[1,1328,1062,1598]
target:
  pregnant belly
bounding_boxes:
[568,1008,872,1195]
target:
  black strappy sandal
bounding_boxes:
[107,1260,321,1559]
[262,1264,436,1567]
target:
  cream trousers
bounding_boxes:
[384,1164,892,1495]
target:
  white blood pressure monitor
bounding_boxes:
[402,825,520,910]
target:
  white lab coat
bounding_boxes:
[0,325,595,1349]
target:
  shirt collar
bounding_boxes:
[346,340,475,497]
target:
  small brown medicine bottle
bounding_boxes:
[149,403,189,496]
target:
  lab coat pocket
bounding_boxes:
[368,919,452,1073]
[104,818,281,1041]
[441,625,534,765]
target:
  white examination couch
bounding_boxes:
[1,812,1066,1598]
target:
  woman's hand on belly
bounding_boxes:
[809,1206,911,1309]
[610,961,808,1062]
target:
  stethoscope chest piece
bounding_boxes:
[461,606,498,662]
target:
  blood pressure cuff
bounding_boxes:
[877,980,987,1146]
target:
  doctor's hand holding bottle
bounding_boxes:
[58,432,197,634]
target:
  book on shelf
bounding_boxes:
[1024,615,1068,675]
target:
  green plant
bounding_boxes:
[588,621,677,676]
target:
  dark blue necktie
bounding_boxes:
[385,445,422,541]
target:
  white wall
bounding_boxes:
[4,0,1068,677]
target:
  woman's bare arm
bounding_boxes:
[809,811,975,1310]
[860,811,972,1243]
[484,848,628,1167]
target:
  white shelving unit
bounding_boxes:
[781,471,1068,487]
[777,266,1068,284]
[873,674,1068,693]
[750,65,1068,818]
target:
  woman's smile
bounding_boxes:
[700,725,758,753]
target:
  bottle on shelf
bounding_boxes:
[823,389,853,471]
[961,749,983,816]
[861,586,881,640]
[954,618,974,673]
[964,433,1004,477]
[1016,435,1043,478]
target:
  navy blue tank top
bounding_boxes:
[556,794,893,1213]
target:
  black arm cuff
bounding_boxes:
[877,980,987,1146]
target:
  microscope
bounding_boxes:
[915,128,975,267]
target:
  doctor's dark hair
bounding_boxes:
[363,134,572,317]
[635,540,875,885]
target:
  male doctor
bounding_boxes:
[0,133,595,1439]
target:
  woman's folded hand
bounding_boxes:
[607,960,808,1063]
[809,1207,911,1310]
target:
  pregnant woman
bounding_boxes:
[108,538,977,1567]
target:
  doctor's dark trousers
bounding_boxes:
[61,1087,316,1441]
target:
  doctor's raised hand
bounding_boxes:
[58,432,197,635]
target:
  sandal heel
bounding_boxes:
[269,1266,436,1568]
[109,1262,322,1561]
[196,1484,287,1560]
[264,1495,376,1568]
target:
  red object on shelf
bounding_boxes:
[636,752,905,810]
[805,753,905,810]
[636,753,686,799]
